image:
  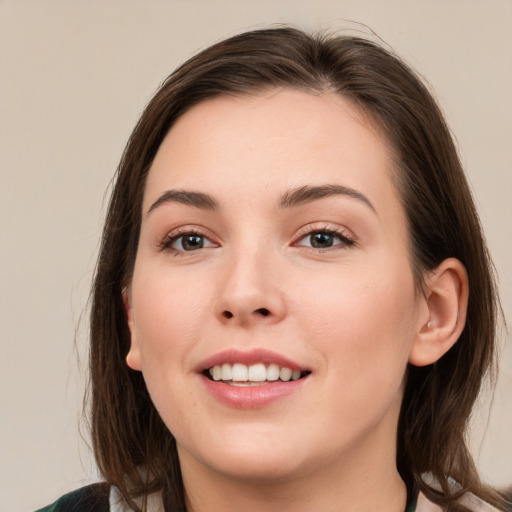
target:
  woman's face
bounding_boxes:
[125,89,428,484]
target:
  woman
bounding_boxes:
[37,27,510,512]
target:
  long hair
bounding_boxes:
[89,27,505,511]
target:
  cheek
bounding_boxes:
[296,263,417,385]
[307,275,416,440]
[129,270,208,431]
[130,265,212,366]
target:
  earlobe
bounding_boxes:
[409,258,469,367]
[123,288,143,371]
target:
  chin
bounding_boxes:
[178,427,314,483]
[209,452,307,484]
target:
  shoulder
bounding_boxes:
[34,483,110,512]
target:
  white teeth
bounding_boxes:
[231,363,248,381]
[221,363,232,380]
[280,367,292,382]
[267,363,280,381]
[212,365,222,381]
[208,363,304,383]
[248,363,267,382]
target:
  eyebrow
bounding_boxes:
[279,184,377,214]
[147,183,376,216]
[147,189,220,214]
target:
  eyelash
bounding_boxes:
[158,226,355,254]
[293,226,355,250]
[158,228,217,254]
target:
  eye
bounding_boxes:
[296,228,354,250]
[173,234,207,251]
[160,230,217,252]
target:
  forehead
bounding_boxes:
[145,89,400,215]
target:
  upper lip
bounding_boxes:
[197,348,307,373]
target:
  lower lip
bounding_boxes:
[201,375,308,408]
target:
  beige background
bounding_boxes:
[0,1,511,511]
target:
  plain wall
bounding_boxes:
[0,1,511,511]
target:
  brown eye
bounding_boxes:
[169,233,215,252]
[310,232,335,248]
[178,234,204,250]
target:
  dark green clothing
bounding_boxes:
[35,483,419,512]
[35,483,109,512]
[34,482,508,512]
[36,483,417,512]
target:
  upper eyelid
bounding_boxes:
[164,225,218,240]
[293,223,355,240]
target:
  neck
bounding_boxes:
[180,438,407,512]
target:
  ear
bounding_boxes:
[409,258,469,367]
[123,288,142,371]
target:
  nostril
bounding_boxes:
[221,308,271,320]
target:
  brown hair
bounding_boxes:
[89,27,506,511]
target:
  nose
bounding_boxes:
[213,247,287,327]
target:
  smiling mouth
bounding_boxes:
[205,362,310,386]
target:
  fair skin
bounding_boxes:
[124,89,468,512]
